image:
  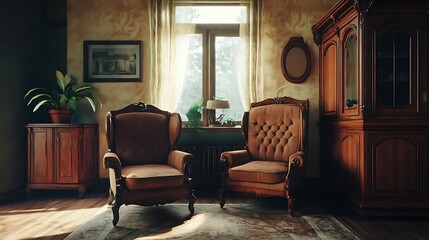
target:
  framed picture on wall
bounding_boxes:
[83,40,142,82]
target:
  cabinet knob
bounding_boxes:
[360,104,365,114]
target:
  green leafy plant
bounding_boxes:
[221,117,234,125]
[24,70,100,112]
[185,99,203,128]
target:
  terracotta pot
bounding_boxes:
[48,109,74,123]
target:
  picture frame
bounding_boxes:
[83,40,142,82]
[280,37,311,84]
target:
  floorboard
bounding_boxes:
[0,190,107,240]
[0,185,428,240]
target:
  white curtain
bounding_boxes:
[149,0,170,109]
[149,0,192,111]
[150,0,262,111]
[236,0,263,110]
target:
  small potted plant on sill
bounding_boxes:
[185,99,203,128]
[24,70,101,123]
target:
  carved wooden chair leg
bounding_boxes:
[111,200,122,226]
[188,190,196,215]
[219,188,225,208]
[108,188,114,205]
[286,194,294,216]
[285,179,294,216]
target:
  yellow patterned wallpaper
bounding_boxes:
[260,0,336,177]
[68,0,151,178]
[68,0,336,178]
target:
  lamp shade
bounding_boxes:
[206,99,230,109]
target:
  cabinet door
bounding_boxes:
[340,22,360,117]
[338,131,361,194]
[372,14,427,118]
[55,128,79,183]
[80,126,98,181]
[28,128,54,183]
[321,38,338,117]
[369,134,427,198]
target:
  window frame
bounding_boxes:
[200,25,239,126]
[173,3,245,127]
[175,23,240,126]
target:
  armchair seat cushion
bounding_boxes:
[228,160,288,184]
[122,164,184,190]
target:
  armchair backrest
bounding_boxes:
[242,97,309,161]
[106,102,181,166]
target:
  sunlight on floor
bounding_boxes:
[136,213,206,240]
[0,207,59,214]
[0,204,108,240]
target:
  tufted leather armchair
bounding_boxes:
[103,102,196,226]
[219,97,309,215]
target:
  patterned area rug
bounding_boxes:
[65,203,361,239]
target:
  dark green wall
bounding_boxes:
[0,0,66,194]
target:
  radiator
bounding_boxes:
[176,145,244,183]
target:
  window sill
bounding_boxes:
[182,125,241,133]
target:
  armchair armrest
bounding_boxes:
[220,150,250,188]
[103,151,122,177]
[286,151,305,178]
[289,151,304,168]
[103,151,123,199]
[220,150,251,169]
[168,150,195,176]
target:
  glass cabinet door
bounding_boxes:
[376,27,410,108]
[341,23,359,117]
[372,14,426,118]
[343,33,359,116]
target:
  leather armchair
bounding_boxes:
[219,97,309,215]
[103,102,196,226]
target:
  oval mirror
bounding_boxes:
[281,37,311,83]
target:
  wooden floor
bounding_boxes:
[312,190,429,240]
[1,186,428,240]
[0,190,107,240]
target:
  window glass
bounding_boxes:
[174,5,247,126]
[215,36,244,121]
[345,35,358,108]
[376,27,410,107]
[176,6,247,24]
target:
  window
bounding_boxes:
[149,1,260,123]
[174,5,247,126]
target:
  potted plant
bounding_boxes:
[185,99,203,128]
[24,70,100,123]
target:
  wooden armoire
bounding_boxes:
[312,0,429,214]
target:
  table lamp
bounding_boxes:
[206,99,230,126]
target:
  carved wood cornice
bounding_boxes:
[312,0,373,45]
[353,0,373,27]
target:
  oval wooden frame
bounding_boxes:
[281,37,311,84]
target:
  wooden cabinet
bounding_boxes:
[26,124,99,198]
[313,0,429,214]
